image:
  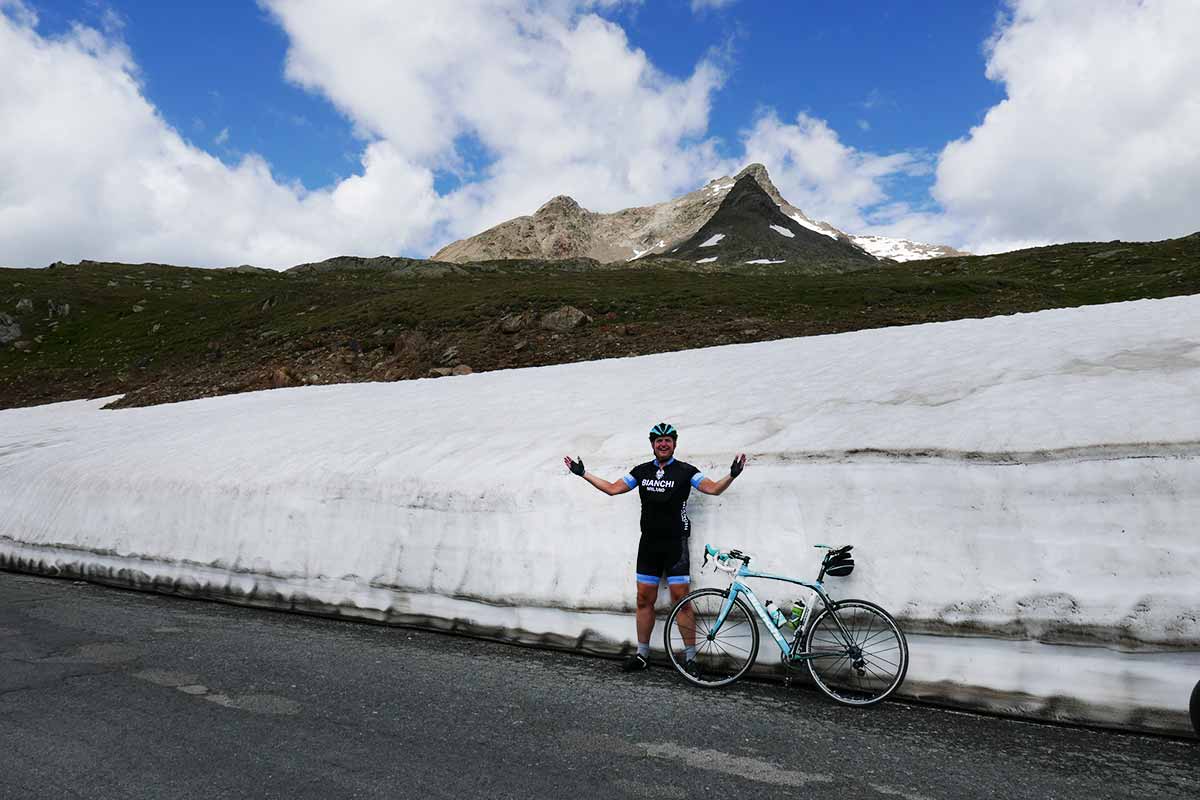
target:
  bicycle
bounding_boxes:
[664,544,909,706]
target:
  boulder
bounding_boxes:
[47,300,70,318]
[0,313,21,344]
[392,331,429,360]
[270,366,301,388]
[539,305,591,332]
[499,313,528,334]
[450,365,473,376]
[15,298,32,312]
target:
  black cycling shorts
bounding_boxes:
[635,536,690,586]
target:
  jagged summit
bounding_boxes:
[536,195,584,216]
[431,164,964,265]
[669,174,876,268]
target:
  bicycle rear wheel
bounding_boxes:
[803,599,908,706]
[664,588,760,687]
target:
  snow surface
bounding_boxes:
[628,240,666,261]
[788,212,838,240]
[744,259,786,265]
[851,234,950,262]
[698,234,725,248]
[769,224,795,238]
[3,295,1200,731]
[695,257,718,264]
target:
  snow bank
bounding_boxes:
[3,295,1199,733]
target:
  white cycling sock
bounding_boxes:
[637,642,650,657]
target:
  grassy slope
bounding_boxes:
[1,233,1198,409]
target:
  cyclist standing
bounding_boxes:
[564,423,747,672]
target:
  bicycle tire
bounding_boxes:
[664,588,760,688]
[803,598,908,706]
[1190,678,1199,736]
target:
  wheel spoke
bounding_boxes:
[863,651,901,670]
[863,660,893,685]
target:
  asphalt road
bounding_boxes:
[1,571,1196,800]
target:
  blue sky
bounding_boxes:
[29,0,1003,198]
[2,1,1198,268]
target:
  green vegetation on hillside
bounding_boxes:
[2,233,1197,409]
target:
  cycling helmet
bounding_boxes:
[648,422,678,441]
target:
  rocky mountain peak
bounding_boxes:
[668,172,876,268]
[535,195,584,217]
[735,162,770,182]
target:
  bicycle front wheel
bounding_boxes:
[804,599,908,706]
[664,588,760,687]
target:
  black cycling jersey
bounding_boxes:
[622,458,705,540]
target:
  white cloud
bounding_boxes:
[262,0,726,240]
[932,0,1200,253]
[214,127,230,145]
[0,0,727,268]
[738,110,928,233]
[691,0,738,11]
[0,3,442,268]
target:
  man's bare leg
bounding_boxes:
[668,582,695,649]
[635,581,659,646]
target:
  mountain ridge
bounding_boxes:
[433,163,966,264]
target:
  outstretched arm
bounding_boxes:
[697,453,746,496]
[563,456,635,496]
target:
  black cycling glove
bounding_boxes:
[729,456,743,478]
[569,457,585,476]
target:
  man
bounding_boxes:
[563,422,746,672]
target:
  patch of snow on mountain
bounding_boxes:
[745,259,786,265]
[851,235,951,262]
[627,239,666,261]
[695,257,718,264]
[707,182,735,196]
[769,225,794,238]
[788,213,838,240]
[698,234,725,248]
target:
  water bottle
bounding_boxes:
[764,600,785,627]
[786,598,807,629]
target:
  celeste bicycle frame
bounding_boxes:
[712,563,851,661]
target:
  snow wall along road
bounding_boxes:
[2,295,1199,734]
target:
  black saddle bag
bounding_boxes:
[823,551,855,578]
